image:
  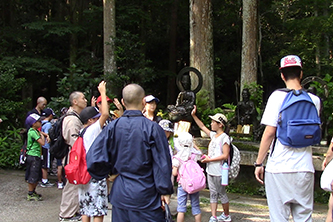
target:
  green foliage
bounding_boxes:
[196,90,236,127]
[243,83,264,121]
[0,126,24,169]
[196,90,210,117]
[23,21,84,37]
[226,181,266,196]
[314,189,331,204]
[233,142,258,152]
[106,30,155,90]
[222,103,237,124]
[157,109,169,120]
[0,64,27,128]
[48,64,101,115]
[307,74,333,137]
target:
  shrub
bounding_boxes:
[0,126,24,169]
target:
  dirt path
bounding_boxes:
[0,169,328,222]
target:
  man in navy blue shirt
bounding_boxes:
[87,83,173,222]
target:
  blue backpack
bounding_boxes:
[277,89,321,148]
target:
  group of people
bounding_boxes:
[23,81,124,221]
[22,54,333,222]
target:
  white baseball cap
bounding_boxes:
[145,95,160,103]
[177,132,193,148]
[209,113,228,124]
[280,55,302,69]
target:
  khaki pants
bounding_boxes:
[59,182,79,218]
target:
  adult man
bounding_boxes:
[87,84,173,222]
[59,91,87,221]
[25,97,47,129]
[254,55,321,222]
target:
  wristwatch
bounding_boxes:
[254,162,263,167]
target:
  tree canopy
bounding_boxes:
[1,0,333,131]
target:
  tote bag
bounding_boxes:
[321,160,333,192]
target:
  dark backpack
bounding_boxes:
[276,89,321,148]
[19,141,30,165]
[19,129,36,166]
[49,113,77,159]
[64,127,91,185]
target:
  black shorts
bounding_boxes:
[25,155,42,184]
[41,148,50,169]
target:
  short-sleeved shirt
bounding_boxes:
[261,90,321,173]
[26,128,41,157]
[41,120,52,149]
[83,120,102,154]
[206,132,230,176]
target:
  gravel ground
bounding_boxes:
[0,169,328,222]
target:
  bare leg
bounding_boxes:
[222,202,230,215]
[42,168,48,180]
[211,202,218,217]
[194,213,201,222]
[326,193,333,222]
[177,212,185,222]
[28,182,37,192]
[93,216,104,222]
[57,166,62,183]
[82,215,90,222]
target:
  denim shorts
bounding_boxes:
[177,185,201,215]
[25,155,42,184]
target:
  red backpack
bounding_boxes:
[64,127,91,185]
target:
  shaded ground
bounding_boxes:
[0,169,328,222]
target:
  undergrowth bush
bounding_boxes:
[0,126,24,169]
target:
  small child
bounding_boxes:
[25,113,47,201]
[172,132,202,222]
[40,108,55,188]
[191,105,232,222]
[159,119,175,157]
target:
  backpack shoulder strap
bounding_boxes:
[275,88,291,93]
[62,112,80,122]
[79,125,90,138]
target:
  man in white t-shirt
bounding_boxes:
[254,55,321,222]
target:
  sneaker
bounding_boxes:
[27,193,43,201]
[59,214,81,221]
[33,191,42,197]
[217,212,232,222]
[40,181,54,188]
[209,216,218,222]
[58,182,64,190]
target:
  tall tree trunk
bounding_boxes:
[189,0,215,109]
[69,0,80,66]
[240,0,258,96]
[167,0,179,105]
[103,0,116,94]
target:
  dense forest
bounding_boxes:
[1,0,333,131]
